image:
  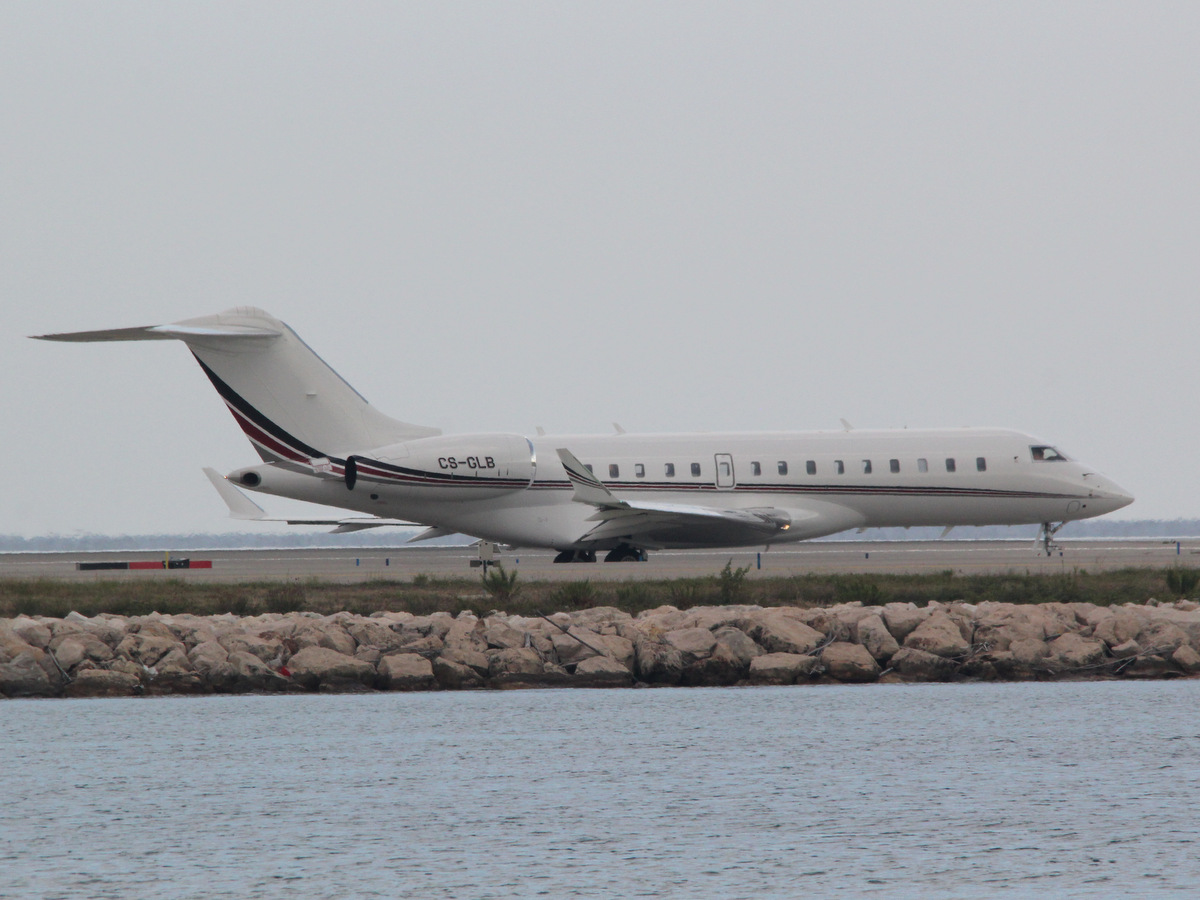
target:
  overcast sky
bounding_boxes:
[3,2,1196,536]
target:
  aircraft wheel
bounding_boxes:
[604,545,647,562]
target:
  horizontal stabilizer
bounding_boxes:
[33,323,280,342]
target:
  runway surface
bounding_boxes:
[1,539,1195,583]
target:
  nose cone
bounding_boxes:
[1088,477,1134,516]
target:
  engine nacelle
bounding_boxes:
[351,433,536,498]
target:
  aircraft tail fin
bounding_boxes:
[35,308,440,462]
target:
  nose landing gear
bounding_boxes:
[1037,521,1065,556]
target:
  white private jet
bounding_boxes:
[35,308,1133,562]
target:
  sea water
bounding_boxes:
[2,681,1198,899]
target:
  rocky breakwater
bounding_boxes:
[3,599,1200,698]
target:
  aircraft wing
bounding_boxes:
[203,467,418,533]
[556,448,794,545]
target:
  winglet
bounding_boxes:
[556,448,626,508]
[203,467,268,520]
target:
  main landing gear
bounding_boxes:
[1038,521,1065,556]
[553,549,597,563]
[552,544,648,563]
[604,544,648,563]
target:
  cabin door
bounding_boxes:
[714,453,735,490]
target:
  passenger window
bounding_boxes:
[976,457,987,472]
[609,464,619,478]
[751,461,761,476]
[918,458,928,473]
[806,460,816,475]
[585,464,594,474]
[862,460,872,474]
[835,460,844,475]
[777,461,788,476]
[635,463,645,478]
[945,458,956,473]
[889,459,900,474]
[665,463,675,477]
[690,462,701,477]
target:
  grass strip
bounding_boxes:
[0,567,1191,619]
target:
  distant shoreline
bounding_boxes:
[3,519,1199,553]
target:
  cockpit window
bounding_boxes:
[1031,445,1069,462]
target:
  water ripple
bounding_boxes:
[2,681,1199,897]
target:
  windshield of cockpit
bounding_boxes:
[1030,445,1070,462]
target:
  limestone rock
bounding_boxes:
[663,627,717,660]
[1171,644,1200,674]
[712,626,763,667]
[959,652,1005,681]
[441,646,490,678]
[442,615,486,653]
[483,622,528,650]
[1093,612,1142,648]
[433,656,484,689]
[399,634,445,659]
[635,605,689,632]
[680,605,762,631]
[1120,656,1179,678]
[550,627,606,667]
[821,642,881,683]
[0,651,58,697]
[294,622,357,658]
[345,620,407,653]
[146,648,206,694]
[52,636,90,671]
[10,618,52,649]
[65,669,140,698]
[355,647,382,666]
[1010,638,1051,667]
[134,620,177,642]
[881,603,929,643]
[379,654,435,690]
[904,612,970,658]
[833,605,880,640]
[856,615,900,662]
[189,640,230,671]
[1048,633,1106,670]
[572,655,633,686]
[593,634,636,671]
[49,631,114,667]
[681,645,743,686]
[1109,639,1141,659]
[888,647,958,681]
[227,651,291,691]
[487,648,547,685]
[750,612,824,655]
[567,606,633,628]
[633,636,684,684]
[287,646,375,691]
[747,652,819,684]
[1137,622,1190,656]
